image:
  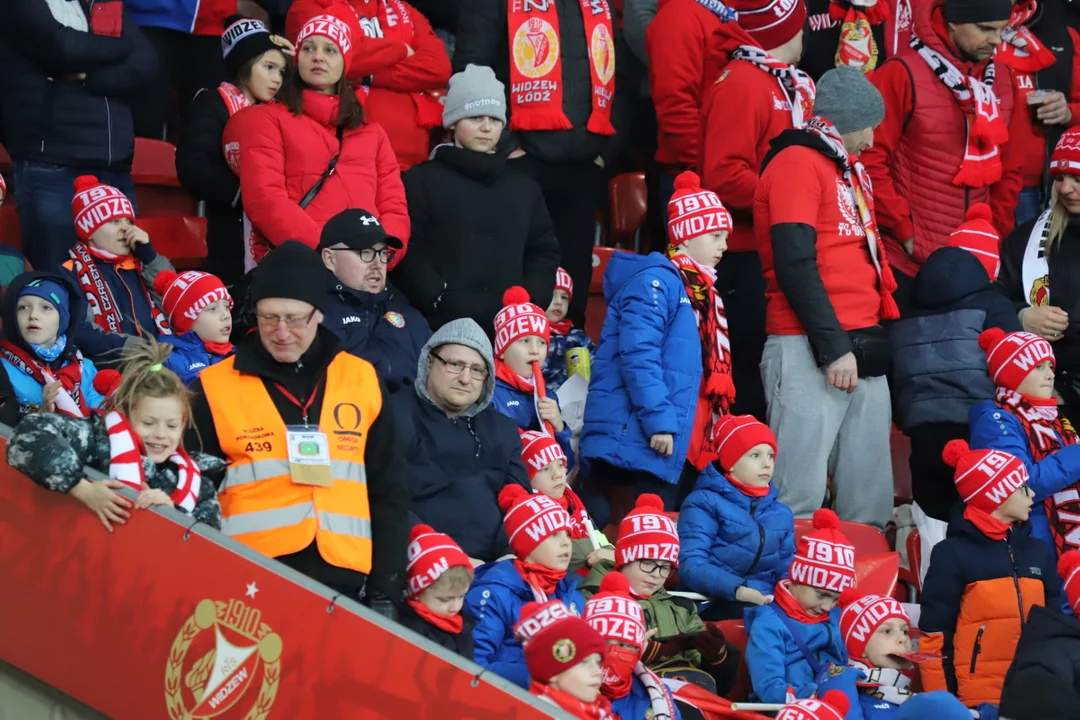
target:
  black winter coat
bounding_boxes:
[1000,604,1080,716]
[392,387,530,563]
[888,247,1021,432]
[175,88,244,283]
[393,146,560,335]
[397,602,476,659]
[453,0,630,165]
[0,0,156,171]
[186,327,409,603]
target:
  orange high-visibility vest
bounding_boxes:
[201,353,380,574]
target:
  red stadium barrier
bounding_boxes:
[0,432,561,720]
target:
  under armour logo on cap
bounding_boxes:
[358,214,379,226]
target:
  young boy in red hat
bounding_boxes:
[583,572,682,720]
[543,267,596,392]
[520,430,613,575]
[63,175,176,365]
[399,524,475,659]
[491,287,573,465]
[513,599,614,720]
[920,439,1062,708]
[155,270,234,386]
[583,494,737,695]
[745,509,853,704]
[464,484,584,689]
[679,413,795,620]
[969,327,1080,558]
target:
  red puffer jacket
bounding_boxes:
[235,90,410,269]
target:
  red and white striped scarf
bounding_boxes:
[68,242,172,337]
[731,45,816,127]
[104,410,201,511]
[998,0,1056,73]
[217,82,252,117]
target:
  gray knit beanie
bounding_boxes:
[812,66,886,135]
[442,64,507,129]
[415,318,496,418]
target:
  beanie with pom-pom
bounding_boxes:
[667,171,732,248]
[1052,127,1080,178]
[776,689,851,720]
[839,590,910,660]
[92,369,122,398]
[946,202,1001,281]
[499,484,570,559]
[614,494,680,570]
[405,523,472,598]
[978,327,1054,392]
[493,286,549,358]
[153,269,232,335]
[584,570,648,651]
[513,599,606,684]
[942,439,1029,514]
[788,509,857,593]
[293,0,359,72]
[1060,550,1080,616]
[71,176,134,243]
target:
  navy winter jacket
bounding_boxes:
[392,388,531,562]
[678,465,795,601]
[321,276,431,395]
[160,331,231,386]
[745,600,846,703]
[491,378,575,468]
[580,252,702,484]
[464,560,586,689]
[969,400,1080,555]
[888,248,1021,432]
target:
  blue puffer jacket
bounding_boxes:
[544,327,595,392]
[492,378,575,467]
[678,465,795,601]
[464,560,586,689]
[745,601,846,704]
[580,252,701,484]
[969,400,1080,554]
[160,331,231,386]
[610,673,683,720]
[888,248,1021,433]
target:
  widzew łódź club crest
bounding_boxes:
[166,598,282,719]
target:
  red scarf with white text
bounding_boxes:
[531,682,618,720]
[998,0,1056,73]
[995,387,1080,554]
[406,599,464,634]
[829,0,890,72]
[217,82,251,116]
[0,340,88,417]
[773,579,829,624]
[554,486,591,540]
[506,0,616,135]
[104,410,201,511]
[68,242,172,336]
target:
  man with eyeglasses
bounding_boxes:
[393,317,531,566]
[188,240,409,619]
[319,210,431,395]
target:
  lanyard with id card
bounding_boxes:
[275,380,332,487]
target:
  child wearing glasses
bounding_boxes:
[968,328,1080,561]
[155,270,234,386]
[920,440,1061,709]
[62,176,177,366]
[582,495,738,695]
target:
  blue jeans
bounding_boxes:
[1015,185,1046,228]
[12,160,136,272]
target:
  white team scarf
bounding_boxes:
[634,662,677,720]
[731,45,816,128]
[1022,208,1054,308]
[849,660,914,707]
[105,410,201,511]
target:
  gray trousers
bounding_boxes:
[760,334,893,529]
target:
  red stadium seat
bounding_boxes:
[794,518,891,557]
[131,138,198,217]
[608,172,647,251]
[136,216,208,271]
[586,246,632,342]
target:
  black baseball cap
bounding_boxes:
[318,209,403,252]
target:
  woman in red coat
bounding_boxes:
[234,0,410,270]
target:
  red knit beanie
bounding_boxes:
[494,286,550,358]
[1059,550,1080,616]
[978,327,1055,391]
[583,572,647,651]
[943,439,1029,514]
[555,267,573,304]
[71,176,135,243]
[788,509,857,593]
[514,600,606,684]
[1052,127,1080,177]
[667,171,732,248]
[614,494,680,569]
[946,203,1001,282]
[153,270,233,335]
[499,484,571,559]
[294,0,358,73]
[405,524,473,599]
[714,414,777,472]
[729,0,808,52]
[520,430,567,481]
[839,588,910,660]
[776,690,851,720]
